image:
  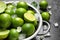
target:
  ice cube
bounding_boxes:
[43,25,48,31]
[54,22,59,27]
[17,27,22,32]
[44,32,51,37]
[35,13,39,21]
[47,6,52,10]
[49,11,52,15]
[19,34,26,40]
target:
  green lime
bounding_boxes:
[33,20,37,26]
[0,1,6,13]
[17,2,28,9]
[27,10,35,15]
[31,1,38,8]
[24,13,36,22]
[39,0,48,9]
[0,30,10,39]
[0,13,11,29]
[16,8,27,18]
[41,12,50,21]
[12,17,24,28]
[22,23,35,36]
[7,5,14,10]
[5,9,15,15]
[8,29,19,40]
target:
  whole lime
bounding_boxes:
[22,23,35,36]
[7,5,14,10]
[12,17,24,28]
[16,8,27,18]
[0,13,11,29]
[5,9,15,15]
[17,2,28,9]
[41,12,50,21]
[39,0,48,9]
[8,29,19,40]
[27,10,35,15]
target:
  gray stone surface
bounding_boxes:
[1,0,60,40]
[44,0,60,40]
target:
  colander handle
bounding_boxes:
[37,20,50,35]
[43,20,50,35]
[36,20,50,40]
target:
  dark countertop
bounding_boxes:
[44,0,60,40]
[1,0,60,40]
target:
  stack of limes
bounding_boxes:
[39,0,50,21]
[0,1,38,40]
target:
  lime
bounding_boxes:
[31,1,38,8]
[17,2,28,9]
[0,1,6,13]
[24,13,36,22]
[33,20,37,26]
[16,8,27,18]
[22,23,35,36]
[8,29,19,40]
[27,10,35,15]
[5,9,15,15]
[39,0,48,9]
[0,30,10,39]
[7,5,14,10]
[0,13,11,29]
[12,17,24,28]
[41,12,50,21]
